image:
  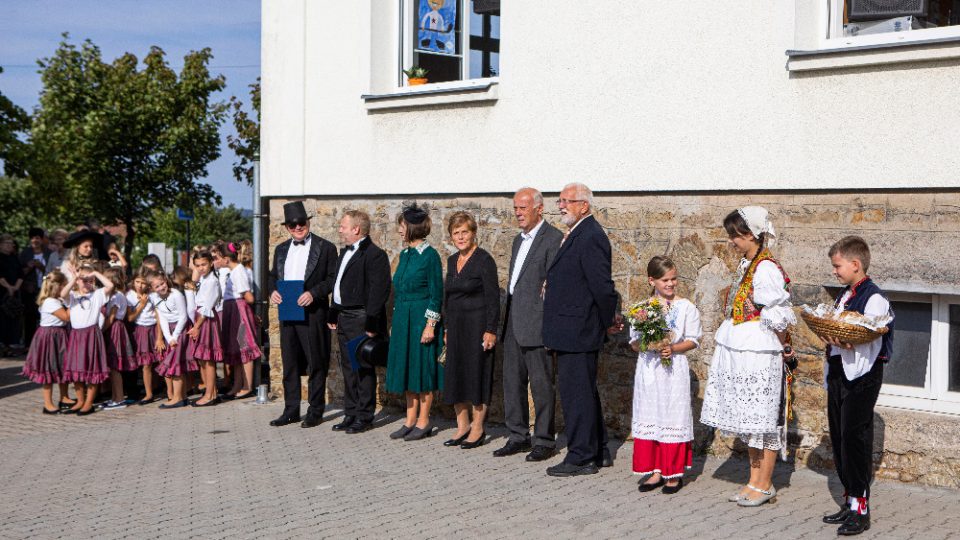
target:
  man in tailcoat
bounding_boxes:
[494,188,563,462]
[542,182,622,477]
[268,201,338,428]
[327,210,391,434]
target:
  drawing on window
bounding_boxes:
[417,0,457,55]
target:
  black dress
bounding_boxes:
[443,247,500,405]
[0,252,23,346]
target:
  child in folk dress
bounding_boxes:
[186,251,223,406]
[101,267,137,410]
[21,270,75,414]
[172,265,199,395]
[127,271,160,404]
[631,257,702,494]
[214,241,261,400]
[147,271,194,409]
[60,263,115,415]
[210,241,233,390]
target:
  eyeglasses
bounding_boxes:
[285,220,307,229]
[555,198,586,206]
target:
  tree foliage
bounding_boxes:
[30,35,228,259]
[0,67,31,177]
[143,204,252,249]
[226,77,260,185]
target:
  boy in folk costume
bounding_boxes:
[820,236,894,536]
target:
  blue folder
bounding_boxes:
[277,280,305,321]
[346,334,366,372]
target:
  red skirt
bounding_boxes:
[187,310,223,362]
[633,439,693,479]
[155,322,198,378]
[221,299,261,365]
[22,326,68,384]
[131,324,160,366]
[105,321,138,372]
[62,326,110,384]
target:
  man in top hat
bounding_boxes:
[327,209,391,434]
[267,201,339,427]
[19,227,52,346]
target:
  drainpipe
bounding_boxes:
[252,157,268,388]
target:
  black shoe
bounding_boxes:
[403,425,434,441]
[823,507,852,525]
[76,407,97,416]
[638,477,665,492]
[332,415,356,431]
[662,478,684,494]
[191,397,221,408]
[390,425,414,440]
[460,432,486,449]
[138,396,160,406]
[220,393,236,401]
[493,440,531,457]
[62,407,81,415]
[443,432,470,447]
[345,420,373,434]
[58,400,76,409]
[232,391,255,400]
[596,447,613,468]
[526,445,558,462]
[300,415,323,428]
[269,415,301,427]
[42,407,61,415]
[158,400,189,409]
[837,512,870,536]
[546,461,599,477]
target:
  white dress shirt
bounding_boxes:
[68,289,107,330]
[126,290,157,326]
[828,291,891,381]
[152,289,188,344]
[194,272,221,319]
[509,219,545,295]
[283,235,311,280]
[39,298,67,328]
[333,237,365,305]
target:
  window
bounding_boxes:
[401,0,500,86]
[822,0,960,49]
[878,293,960,415]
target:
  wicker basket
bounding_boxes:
[800,311,889,345]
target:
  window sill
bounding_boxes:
[878,395,960,417]
[786,36,960,72]
[361,78,499,111]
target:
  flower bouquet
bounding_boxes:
[627,297,674,366]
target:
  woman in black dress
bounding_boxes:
[442,212,499,449]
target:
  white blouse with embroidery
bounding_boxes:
[714,259,795,353]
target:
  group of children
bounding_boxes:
[21,240,263,415]
[629,207,891,536]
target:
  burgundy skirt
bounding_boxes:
[155,322,198,378]
[187,310,223,362]
[62,325,110,384]
[221,299,261,365]
[105,321,138,372]
[132,324,160,366]
[22,326,68,384]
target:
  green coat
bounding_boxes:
[385,242,444,393]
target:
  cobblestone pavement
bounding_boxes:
[1,358,958,540]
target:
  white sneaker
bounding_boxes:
[101,400,127,410]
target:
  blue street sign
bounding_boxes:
[176,209,194,221]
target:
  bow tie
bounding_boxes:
[293,240,306,246]
[342,245,355,252]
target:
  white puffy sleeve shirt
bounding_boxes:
[194,273,220,319]
[39,298,68,328]
[68,289,107,330]
[127,290,157,326]
[628,298,703,348]
[152,289,188,344]
[102,292,128,327]
[828,292,891,381]
[185,289,197,323]
[714,260,795,353]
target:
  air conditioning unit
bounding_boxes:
[848,0,927,21]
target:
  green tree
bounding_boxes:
[29,35,228,259]
[226,77,260,185]
[0,67,31,177]
[142,203,252,249]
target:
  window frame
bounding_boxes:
[877,292,960,416]
[819,0,960,51]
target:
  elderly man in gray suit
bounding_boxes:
[493,187,564,462]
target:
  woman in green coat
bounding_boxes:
[386,204,444,441]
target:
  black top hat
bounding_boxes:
[63,229,102,249]
[282,201,311,225]
[357,336,390,367]
[402,203,428,225]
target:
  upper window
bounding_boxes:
[401,0,500,86]
[823,0,960,49]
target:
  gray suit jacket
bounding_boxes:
[503,220,563,347]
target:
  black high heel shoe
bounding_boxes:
[638,477,665,492]
[42,407,61,415]
[460,432,486,449]
[443,431,471,447]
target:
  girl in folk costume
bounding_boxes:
[171,265,199,395]
[186,251,223,407]
[60,263,115,415]
[631,257,703,494]
[700,207,796,507]
[147,271,194,409]
[22,270,76,414]
[210,241,233,389]
[101,267,137,410]
[127,271,160,404]
[217,241,261,400]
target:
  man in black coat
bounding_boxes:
[19,227,52,346]
[267,201,338,427]
[542,182,622,477]
[327,210,391,434]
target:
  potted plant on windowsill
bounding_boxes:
[403,66,429,86]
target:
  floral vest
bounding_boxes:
[725,249,790,325]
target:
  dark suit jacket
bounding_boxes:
[504,221,563,347]
[327,236,392,335]
[268,233,338,316]
[541,215,619,353]
[19,247,52,295]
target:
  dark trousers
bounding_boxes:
[336,308,376,423]
[557,350,608,466]
[22,290,39,346]
[280,313,331,419]
[503,323,556,448]
[827,356,884,500]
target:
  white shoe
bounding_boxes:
[737,484,777,507]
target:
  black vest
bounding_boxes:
[833,277,893,363]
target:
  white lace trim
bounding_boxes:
[425,309,441,321]
[633,469,689,479]
[700,346,782,434]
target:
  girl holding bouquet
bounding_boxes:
[629,256,702,494]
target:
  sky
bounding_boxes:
[0,0,260,210]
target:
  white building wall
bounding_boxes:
[261,0,960,197]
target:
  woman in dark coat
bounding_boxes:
[0,234,25,356]
[442,211,499,449]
